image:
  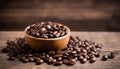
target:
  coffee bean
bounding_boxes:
[48,51,56,56]
[36,59,44,65]
[53,54,62,58]
[52,59,57,63]
[46,25,52,30]
[40,27,46,33]
[67,58,76,65]
[108,52,115,59]
[57,57,62,61]
[53,61,62,66]
[2,48,9,53]
[63,59,69,64]
[80,58,87,63]
[102,55,108,61]
[22,58,29,63]
[48,57,53,63]
[89,57,96,63]
[78,55,84,60]
[8,56,15,60]
[28,57,34,62]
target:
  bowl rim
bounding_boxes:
[24,22,71,40]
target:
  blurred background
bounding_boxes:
[0,0,120,31]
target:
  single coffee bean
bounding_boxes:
[36,59,44,65]
[1,48,9,53]
[22,58,29,63]
[95,51,100,57]
[89,57,96,63]
[46,25,52,30]
[102,55,108,61]
[57,57,62,61]
[67,58,76,65]
[28,57,34,62]
[78,56,84,60]
[53,61,63,66]
[108,52,115,59]
[8,56,15,60]
[48,57,53,63]
[48,51,56,56]
[53,54,62,58]
[52,59,57,63]
[40,27,46,34]
[80,58,87,63]
[63,59,69,64]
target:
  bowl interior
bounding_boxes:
[24,23,71,41]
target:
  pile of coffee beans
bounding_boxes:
[26,22,68,38]
[1,36,115,66]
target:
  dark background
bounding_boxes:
[0,0,120,31]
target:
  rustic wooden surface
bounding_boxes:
[0,31,120,69]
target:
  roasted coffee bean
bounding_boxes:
[89,57,96,63]
[28,57,34,62]
[48,51,56,56]
[63,59,69,64]
[52,59,57,63]
[78,55,84,60]
[108,52,115,59]
[53,54,62,58]
[48,57,53,63]
[95,51,100,57]
[67,58,76,65]
[1,48,9,53]
[53,61,63,66]
[36,59,44,65]
[8,56,15,60]
[80,58,87,63]
[102,55,108,61]
[22,58,29,63]
[71,50,77,55]
[57,57,62,61]
[35,57,44,65]
[81,48,87,53]
[46,25,52,30]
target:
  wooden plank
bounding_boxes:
[0,31,120,69]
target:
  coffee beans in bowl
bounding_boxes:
[24,22,71,51]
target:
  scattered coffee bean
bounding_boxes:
[53,61,63,66]
[81,58,87,63]
[1,48,9,53]
[67,58,76,65]
[28,57,34,62]
[48,51,56,56]
[102,55,108,61]
[89,57,96,63]
[36,59,44,65]
[8,56,15,60]
[22,58,29,63]
[108,52,115,59]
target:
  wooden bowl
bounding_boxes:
[24,23,71,52]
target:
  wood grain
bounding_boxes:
[0,31,120,69]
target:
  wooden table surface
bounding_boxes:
[0,31,120,69]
